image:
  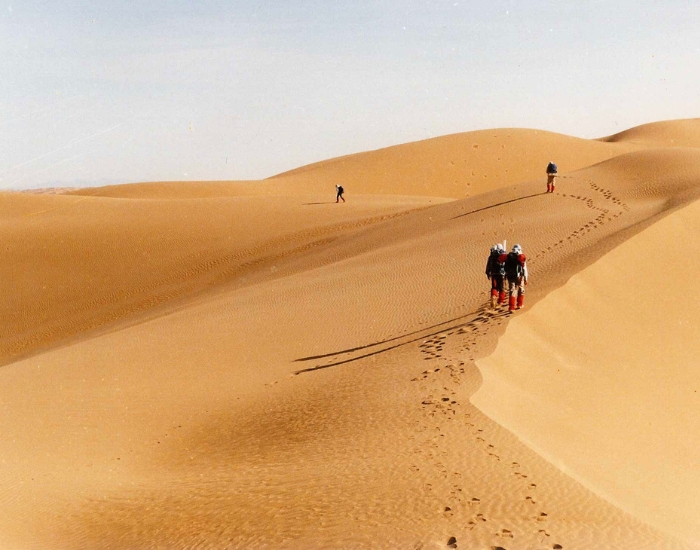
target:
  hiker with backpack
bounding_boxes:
[546,161,558,193]
[335,184,345,203]
[485,243,506,308]
[503,244,529,311]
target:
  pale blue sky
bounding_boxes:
[1,1,698,189]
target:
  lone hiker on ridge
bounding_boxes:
[335,184,345,203]
[546,161,558,193]
[485,243,506,308]
[503,244,529,311]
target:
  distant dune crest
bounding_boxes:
[600,117,700,146]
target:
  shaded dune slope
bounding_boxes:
[0,193,439,366]
[1,119,700,548]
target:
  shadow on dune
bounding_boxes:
[294,311,480,362]
[293,307,510,375]
[302,202,335,205]
[451,192,545,220]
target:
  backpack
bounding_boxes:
[487,249,505,277]
[491,250,506,277]
[547,162,558,174]
[337,185,344,194]
[505,252,524,280]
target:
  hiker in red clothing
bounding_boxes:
[546,161,558,193]
[485,243,506,308]
[503,244,529,311]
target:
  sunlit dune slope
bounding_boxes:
[267,128,642,199]
[65,180,263,199]
[601,117,700,147]
[67,118,700,203]
[69,127,644,200]
[472,197,700,545]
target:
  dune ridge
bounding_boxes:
[0,118,699,548]
[472,197,700,544]
[71,127,646,200]
[601,118,700,147]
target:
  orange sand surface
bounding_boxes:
[1,119,699,549]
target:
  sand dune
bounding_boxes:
[602,118,700,147]
[0,192,440,366]
[0,119,699,549]
[266,128,641,199]
[473,198,700,544]
[71,127,644,201]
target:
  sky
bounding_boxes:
[1,1,699,189]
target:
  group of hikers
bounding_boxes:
[484,161,559,310]
[336,162,554,310]
[485,242,529,312]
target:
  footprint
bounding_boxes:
[497,528,514,538]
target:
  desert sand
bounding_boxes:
[0,119,698,549]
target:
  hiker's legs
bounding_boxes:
[490,278,499,307]
[508,279,517,311]
[497,275,506,304]
[516,279,526,309]
[547,174,556,193]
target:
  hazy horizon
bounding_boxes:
[2,1,698,189]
